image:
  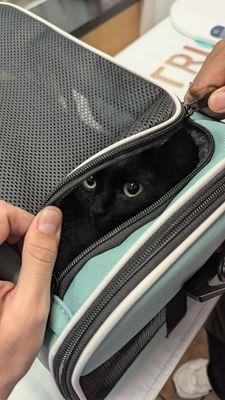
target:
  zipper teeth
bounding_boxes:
[46,111,186,206]
[54,120,214,292]
[57,175,225,397]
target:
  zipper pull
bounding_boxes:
[183,93,213,117]
[183,101,195,117]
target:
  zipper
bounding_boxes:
[55,172,225,399]
[47,101,197,208]
[53,118,214,296]
[45,107,187,207]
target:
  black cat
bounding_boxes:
[56,129,199,270]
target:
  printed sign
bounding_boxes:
[116,18,213,99]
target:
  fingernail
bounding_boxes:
[38,208,62,234]
[210,92,225,112]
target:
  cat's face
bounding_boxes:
[77,152,170,233]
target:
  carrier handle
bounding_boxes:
[184,252,225,302]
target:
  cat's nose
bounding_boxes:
[92,196,106,216]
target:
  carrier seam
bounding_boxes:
[56,303,71,321]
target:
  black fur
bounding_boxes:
[56,129,199,271]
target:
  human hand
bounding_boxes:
[0,201,62,400]
[185,40,225,118]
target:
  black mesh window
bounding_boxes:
[0,5,176,213]
[80,310,165,400]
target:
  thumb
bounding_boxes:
[16,206,62,305]
[208,86,225,114]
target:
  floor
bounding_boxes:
[158,329,218,400]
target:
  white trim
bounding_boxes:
[49,158,225,371]
[0,3,182,182]
[72,202,225,400]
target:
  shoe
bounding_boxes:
[173,358,212,398]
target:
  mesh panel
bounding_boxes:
[80,309,165,400]
[0,5,176,213]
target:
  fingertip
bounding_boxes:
[184,92,193,104]
[184,88,202,105]
[208,90,225,113]
[184,85,217,106]
[30,206,62,237]
[184,83,202,104]
[38,206,62,236]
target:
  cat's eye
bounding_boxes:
[123,182,142,197]
[83,176,97,190]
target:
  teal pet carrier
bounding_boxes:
[1,4,225,400]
